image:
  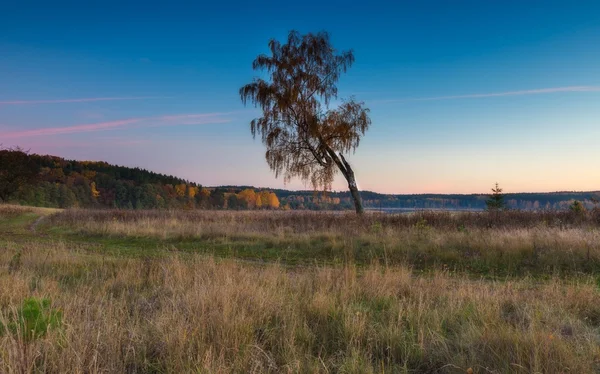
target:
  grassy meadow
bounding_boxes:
[1,205,600,373]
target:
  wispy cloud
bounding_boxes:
[2,119,143,138]
[0,97,161,105]
[0,113,229,139]
[3,138,153,154]
[378,86,600,103]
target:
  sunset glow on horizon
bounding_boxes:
[2,1,599,195]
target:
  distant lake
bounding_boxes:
[365,208,484,214]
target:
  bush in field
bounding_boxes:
[569,200,586,215]
[1,297,62,341]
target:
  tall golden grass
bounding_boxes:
[2,205,600,372]
[1,240,600,373]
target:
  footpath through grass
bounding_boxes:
[0,206,59,239]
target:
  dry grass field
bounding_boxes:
[2,205,600,373]
[49,208,600,276]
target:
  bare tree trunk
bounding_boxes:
[346,173,364,214]
[338,154,364,215]
[320,143,365,215]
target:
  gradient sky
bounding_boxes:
[1,1,599,194]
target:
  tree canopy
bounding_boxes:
[0,147,40,202]
[240,30,371,213]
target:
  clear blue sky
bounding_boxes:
[1,1,599,193]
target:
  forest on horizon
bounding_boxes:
[1,149,598,211]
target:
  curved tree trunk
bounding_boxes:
[346,173,364,214]
[322,145,364,214]
[339,154,364,214]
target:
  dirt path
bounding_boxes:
[29,215,47,234]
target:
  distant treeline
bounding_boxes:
[1,151,281,210]
[216,188,600,212]
[360,192,600,211]
[1,150,598,211]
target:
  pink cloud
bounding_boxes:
[158,113,227,120]
[2,119,143,138]
[0,113,230,139]
[378,86,600,103]
[115,139,151,146]
[0,97,161,105]
[151,113,232,127]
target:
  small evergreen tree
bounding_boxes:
[486,182,506,211]
[569,200,586,215]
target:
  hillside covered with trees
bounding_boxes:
[0,149,280,210]
[1,149,598,211]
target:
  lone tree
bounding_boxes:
[485,182,506,211]
[0,147,40,202]
[240,31,371,214]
